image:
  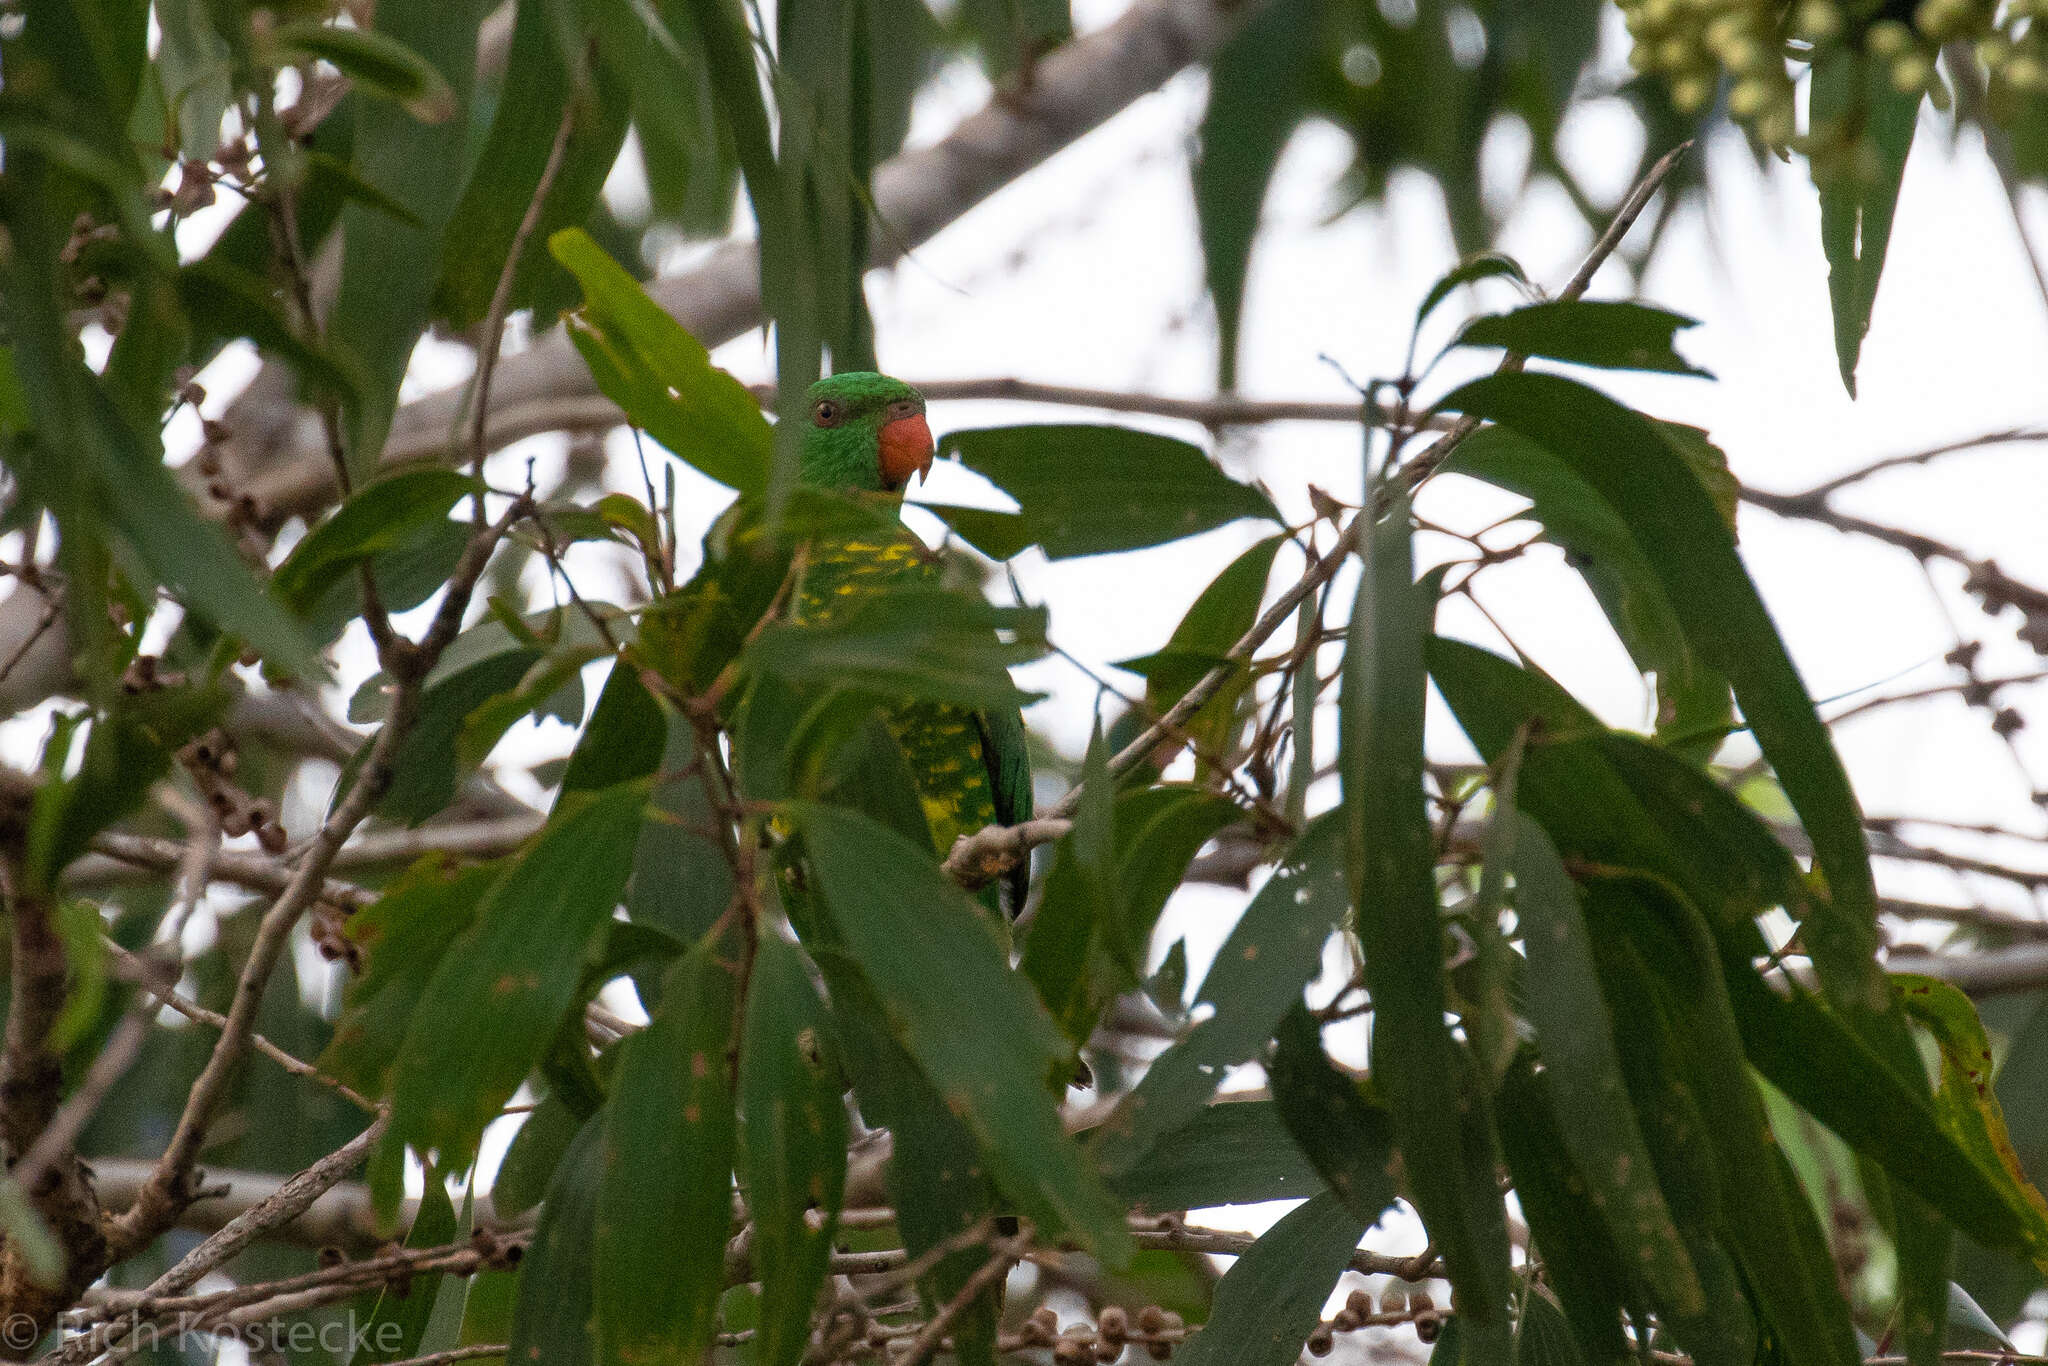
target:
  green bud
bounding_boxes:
[1728,77,1773,117]
[1672,75,1717,111]
[1890,53,1933,92]
[1865,19,1915,58]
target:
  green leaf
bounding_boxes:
[1592,875,1860,1366]
[273,469,478,615]
[177,257,364,403]
[507,1113,602,1366]
[435,0,632,329]
[1089,815,1347,1177]
[1193,0,1314,390]
[1121,535,1284,769]
[1268,1005,1401,1224]
[1111,786,1244,973]
[596,929,741,1366]
[1495,1056,1636,1366]
[748,584,1048,712]
[739,937,848,1366]
[628,714,736,956]
[551,226,773,494]
[1510,816,1704,1322]
[937,426,1281,560]
[93,391,326,679]
[1428,638,2048,1274]
[493,1092,581,1220]
[322,861,497,1097]
[155,0,230,160]
[1020,724,1119,1052]
[1414,251,1530,337]
[1105,1101,1322,1213]
[1454,300,1711,377]
[602,0,732,231]
[270,22,458,122]
[1896,976,2048,1257]
[387,783,645,1180]
[558,661,664,794]
[796,804,1131,1262]
[368,648,543,825]
[1173,1193,1367,1366]
[327,0,489,477]
[1517,1287,1592,1366]
[1340,488,1513,1350]
[1434,372,1880,932]
[351,1166,458,1365]
[1440,422,1729,751]
[1811,51,1920,395]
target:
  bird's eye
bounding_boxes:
[812,400,841,427]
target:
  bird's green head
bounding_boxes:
[798,372,933,494]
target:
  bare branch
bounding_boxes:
[235,0,1279,525]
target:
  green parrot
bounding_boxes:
[792,371,1034,915]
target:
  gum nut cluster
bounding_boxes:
[1619,0,1799,145]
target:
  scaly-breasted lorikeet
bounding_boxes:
[793,371,1034,914]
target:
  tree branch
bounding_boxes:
[229,0,1277,526]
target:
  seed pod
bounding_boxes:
[1098,1306,1129,1344]
[1346,1289,1374,1320]
[1137,1306,1168,1335]
[1307,1325,1335,1356]
[1410,1291,1436,1314]
[1381,1289,1407,1315]
[1415,1315,1442,1345]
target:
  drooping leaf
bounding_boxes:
[272,469,478,616]
[797,804,1129,1261]
[493,1092,582,1221]
[1089,814,1347,1177]
[551,226,773,494]
[506,1113,603,1366]
[558,661,664,794]
[1173,1193,1367,1366]
[739,936,848,1366]
[1193,0,1315,390]
[1590,875,1861,1366]
[1268,1005,1401,1225]
[1510,816,1704,1322]
[1434,372,1880,933]
[367,648,542,826]
[1019,723,1119,1053]
[1454,300,1712,377]
[435,0,633,329]
[269,22,458,122]
[1895,975,2048,1266]
[596,929,742,1366]
[323,861,498,1097]
[1495,1056,1636,1366]
[1811,51,1920,395]
[1105,1101,1323,1213]
[1414,251,1531,339]
[328,0,491,477]
[351,1166,458,1365]
[385,783,646,1187]
[1440,422,1730,751]
[1341,487,1513,1350]
[935,426,1281,560]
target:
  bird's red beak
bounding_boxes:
[879,413,935,490]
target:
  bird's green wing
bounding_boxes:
[975,704,1034,916]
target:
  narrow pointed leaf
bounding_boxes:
[740,936,848,1366]
[1173,1193,1367,1366]
[597,930,742,1366]
[1341,488,1513,1348]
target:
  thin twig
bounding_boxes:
[892,1232,1026,1366]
